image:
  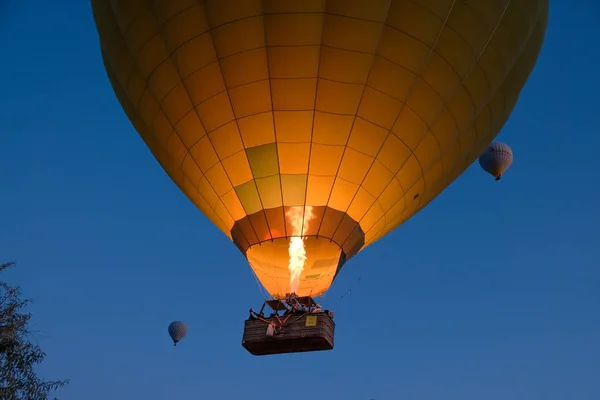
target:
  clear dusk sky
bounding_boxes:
[1,1,599,399]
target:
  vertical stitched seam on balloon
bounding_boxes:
[301,7,328,299]
[315,0,394,241]
[260,2,286,299]
[260,3,285,243]
[202,12,264,245]
[303,6,327,244]
[460,0,515,154]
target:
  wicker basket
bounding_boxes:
[242,312,335,356]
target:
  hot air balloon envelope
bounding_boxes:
[92,0,548,299]
[478,142,514,180]
[168,321,188,346]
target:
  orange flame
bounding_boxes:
[285,206,314,294]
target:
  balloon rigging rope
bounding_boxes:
[249,267,269,302]
[333,277,362,306]
[320,289,329,307]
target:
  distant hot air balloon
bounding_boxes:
[168,321,188,346]
[91,0,548,300]
[478,142,513,181]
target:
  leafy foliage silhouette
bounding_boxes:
[0,262,68,400]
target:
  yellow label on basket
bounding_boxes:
[305,315,317,327]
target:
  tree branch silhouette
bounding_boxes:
[0,261,69,400]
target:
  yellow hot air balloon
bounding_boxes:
[92,0,548,299]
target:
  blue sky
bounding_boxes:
[1,1,599,400]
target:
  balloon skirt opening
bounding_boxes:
[246,236,344,299]
[242,312,335,356]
